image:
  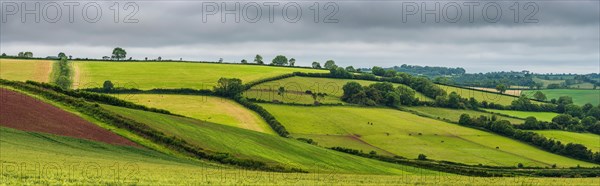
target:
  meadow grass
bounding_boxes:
[102,104,439,174]
[406,106,525,124]
[533,77,566,87]
[530,130,600,152]
[244,76,433,104]
[259,104,597,167]
[483,109,559,122]
[6,126,596,185]
[114,94,275,134]
[436,84,545,106]
[0,59,53,82]
[73,61,324,89]
[522,89,600,106]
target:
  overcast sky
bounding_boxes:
[1,1,599,73]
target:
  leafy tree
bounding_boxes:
[581,116,597,127]
[533,91,546,101]
[111,47,126,60]
[459,114,472,125]
[277,86,285,100]
[384,69,397,77]
[288,58,295,66]
[552,114,574,126]
[271,55,288,66]
[587,107,600,120]
[218,58,223,63]
[534,82,544,90]
[495,84,507,94]
[18,52,24,57]
[324,60,336,69]
[557,96,573,105]
[371,66,385,76]
[241,59,248,63]
[58,52,67,59]
[342,82,364,100]
[1,53,6,57]
[24,52,33,58]
[565,104,583,118]
[523,117,540,129]
[213,78,244,98]
[254,54,264,64]
[417,154,427,160]
[103,80,114,91]
[311,61,321,69]
[345,66,355,72]
[330,67,353,78]
[547,83,561,89]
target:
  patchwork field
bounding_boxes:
[436,85,538,106]
[244,76,433,104]
[259,104,596,167]
[6,128,594,185]
[483,109,559,122]
[102,104,436,174]
[406,106,524,124]
[531,130,600,153]
[522,89,600,106]
[115,94,274,134]
[0,59,53,82]
[73,61,324,89]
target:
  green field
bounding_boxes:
[533,77,566,88]
[0,59,53,82]
[259,104,596,167]
[102,104,438,174]
[6,128,595,185]
[569,82,596,89]
[73,62,324,89]
[244,76,432,104]
[406,106,525,124]
[522,89,600,105]
[115,94,275,134]
[483,109,559,122]
[531,130,600,152]
[436,85,539,106]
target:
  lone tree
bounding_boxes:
[1,53,6,57]
[371,66,385,76]
[58,52,67,59]
[103,80,114,91]
[241,59,248,63]
[22,52,33,58]
[254,54,264,64]
[418,154,427,160]
[288,58,295,66]
[214,78,244,98]
[277,86,285,100]
[345,66,356,72]
[324,60,336,69]
[495,84,507,94]
[312,61,321,69]
[112,47,127,60]
[533,91,547,101]
[271,55,288,66]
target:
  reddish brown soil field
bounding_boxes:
[0,88,139,147]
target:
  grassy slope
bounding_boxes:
[244,76,432,104]
[406,106,525,124]
[0,126,225,185]
[0,59,53,82]
[259,104,596,167]
[6,128,595,185]
[483,109,559,122]
[73,61,324,89]
[115,94,275,134]
[522,89,600,105]
[436,84,545,106]
[531,130,600,152]
[102,104,439,175]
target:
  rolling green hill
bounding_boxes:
[73,61,324,89]
[115,94,275,134]
[531,130,600,152]
[522,89,600,105]
[259,104,596,167]
[436,84,543,106]
[244,76,433,104]
[406,106,524,124]
[483,109,559,122]
[101,104,440,174]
